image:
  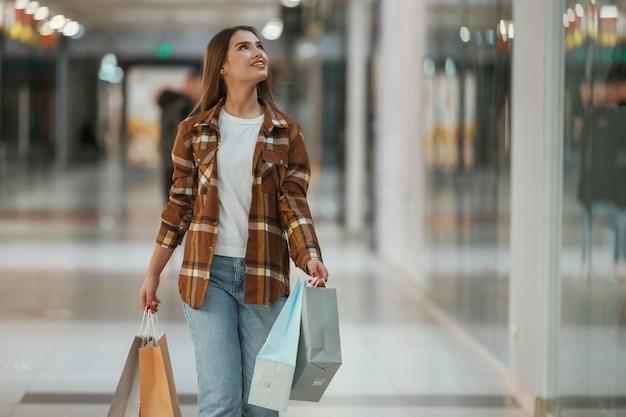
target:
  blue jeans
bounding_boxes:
[182,255,285,417]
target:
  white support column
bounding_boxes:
[509,0,563,414]
[375,0,426,274]
[345,0,370,235]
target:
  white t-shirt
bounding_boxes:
[214,108,264,258]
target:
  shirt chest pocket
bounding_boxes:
[261,149,288,194]
[193,146,217,195]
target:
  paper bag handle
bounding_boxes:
[138,309,161,345]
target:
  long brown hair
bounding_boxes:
[191,25,280,115]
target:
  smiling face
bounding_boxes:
[220,29,268,87]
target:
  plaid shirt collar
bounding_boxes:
[193,98,289,135]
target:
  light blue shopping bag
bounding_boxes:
[248,279,305,412]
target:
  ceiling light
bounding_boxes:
[575,4,584,17]
[25,1,39,14]
[34,6,49,20]
[49,14,65,30]
[99,53,124,83]
[600,5,619,19]
[499,19,506,36]
[281,0,301,7]
[485,29,495,45]
[261,18,283,40]
[459,26,470,43]
[14,0,28,10]
[101,53,118,68]
[70,24,84,39]
[38,21,54,36]
[63,21,80,37]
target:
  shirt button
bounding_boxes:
[208,247,213,251]
[213,220,218,225]
[278,159,284,165]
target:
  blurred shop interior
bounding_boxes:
[1,0,626,416]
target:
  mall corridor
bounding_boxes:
[0,159,524,417]
[2,0,626,416]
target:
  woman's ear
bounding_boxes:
[220,67,226,75]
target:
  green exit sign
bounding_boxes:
[155,42,173,59]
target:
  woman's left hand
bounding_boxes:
[306,259,329,287]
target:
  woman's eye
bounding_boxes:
[257,44,264,50]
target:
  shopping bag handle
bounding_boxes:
[306,277,328,288]
[138,308,149,334]
[138,309,161,344]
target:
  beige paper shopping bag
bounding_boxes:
[138,312,181,417]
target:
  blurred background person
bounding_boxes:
[577,45,626,278]
[157,69,202,202]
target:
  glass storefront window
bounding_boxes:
[561,1,626,415]
[422,0,513,363]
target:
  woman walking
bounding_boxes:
[139,26,328,417]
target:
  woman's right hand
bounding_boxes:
[139,274,161,312]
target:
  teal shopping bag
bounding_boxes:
[248,279,305,412]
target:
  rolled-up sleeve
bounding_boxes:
[278,127,323,270]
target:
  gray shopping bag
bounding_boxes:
[290,285,342,402]
[107,335,144,417]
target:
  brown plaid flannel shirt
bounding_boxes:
[156,100,322,308]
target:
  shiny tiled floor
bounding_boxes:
[0,159,527,417]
